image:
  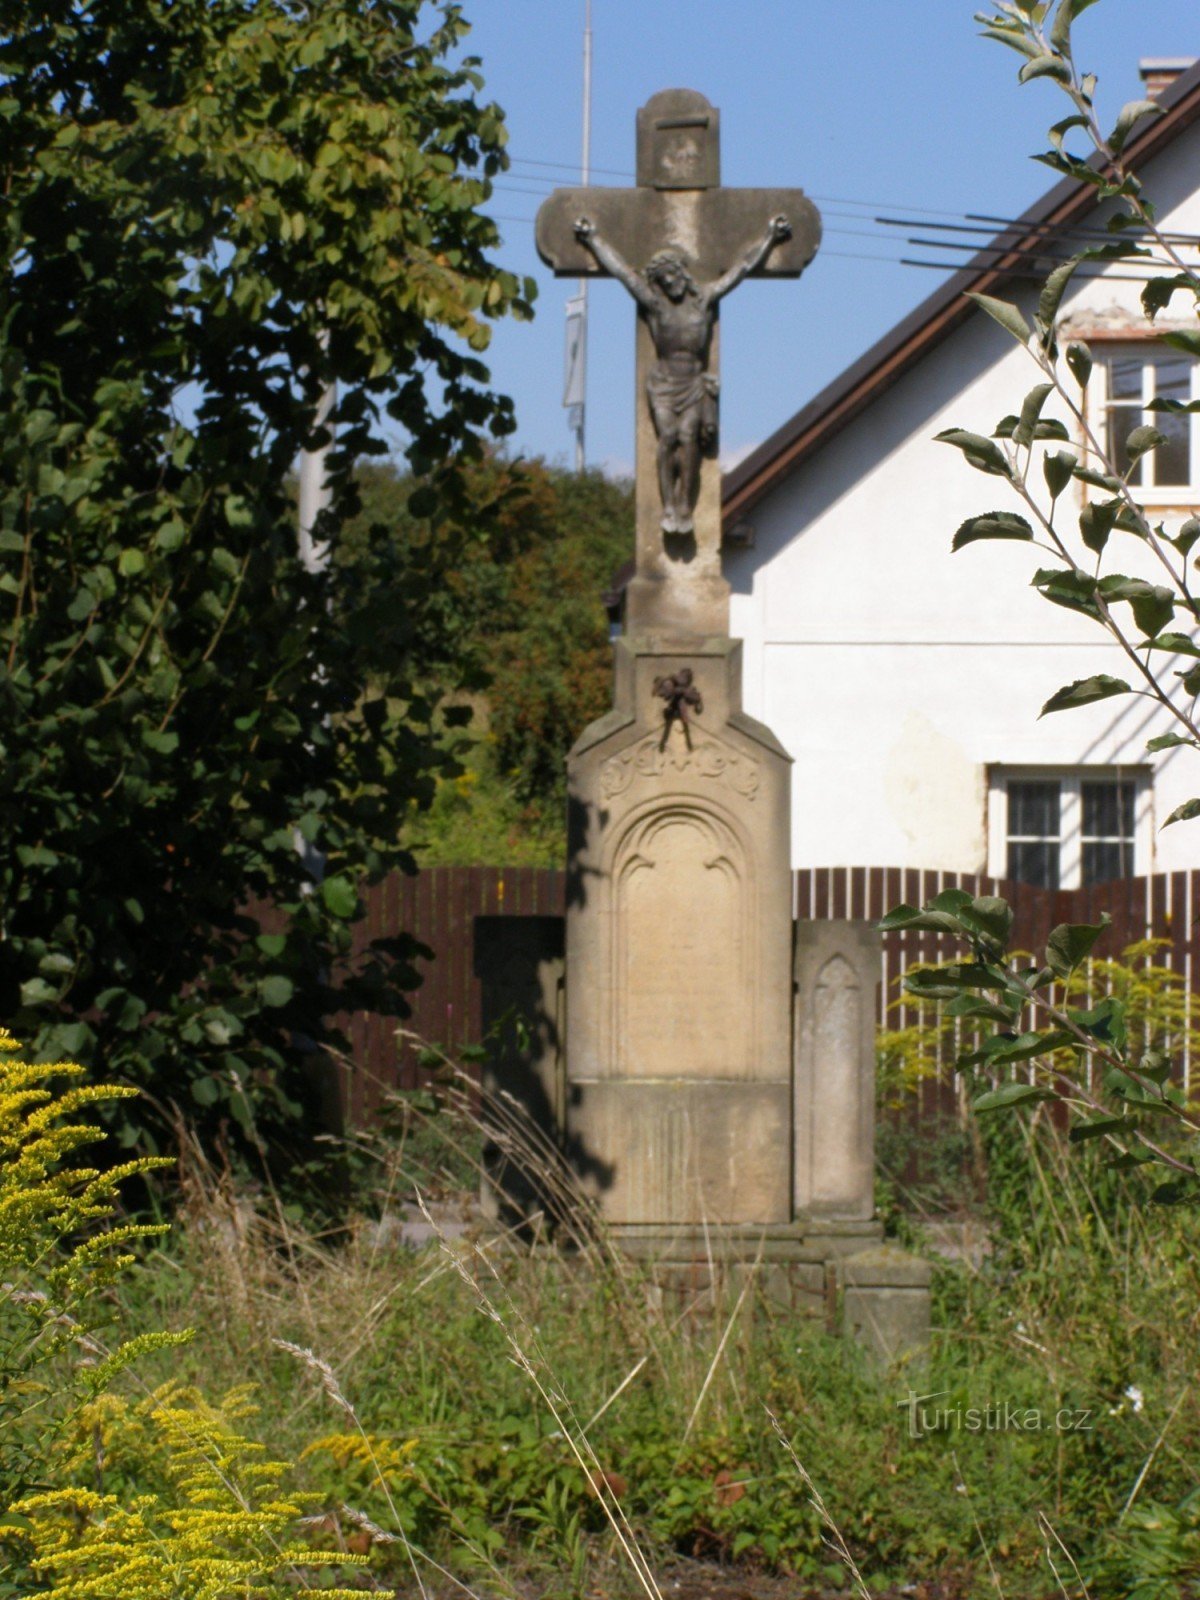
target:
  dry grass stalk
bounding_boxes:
[765,1406,874,1600]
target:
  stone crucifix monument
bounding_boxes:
[521,91,930,1360]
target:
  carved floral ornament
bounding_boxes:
[600,731,760,800]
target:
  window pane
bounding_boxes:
[1008,840,1059,889]
[1155,357,1192,485]
[1082,779,1135,838]
[1082,840,1133,885]
[1156,355,1191,404]
[1008,780,1060,839]
[1110,356,1143,400]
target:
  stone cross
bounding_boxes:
[537,90,820,635]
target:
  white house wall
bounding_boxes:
[727,122,1200,875]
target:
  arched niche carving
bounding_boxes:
[810,952,867,1205]
[606,801,755,1079]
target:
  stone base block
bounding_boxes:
[569,1079,791,1225]
[841,1245,933,1364]
[606,1219,882,1261]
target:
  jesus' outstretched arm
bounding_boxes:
[707,214,792,304]
[574,217,656,311]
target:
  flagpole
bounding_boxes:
[575,0,592,471]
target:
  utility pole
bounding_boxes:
[295,359,335,889]
[564,0,592,471]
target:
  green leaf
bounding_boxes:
[141,728,179,754]
[1037,258,1081,331]
[1079,499,1116,554]
[256,932,287,957]
[258,974,294,1007]
[223,493,254,529]
[1146,731,1197,753]
[19,976,57,1007]
[191,1074,221,1107]
[1013,382,1056,446]
[118,547,146,577]
[904,962,1005,998]
[321,874,359,919]
[1098,575,1174,637]
[1072,463,1120,493]
[879,889,975,936]
[1109,98,1165,155]
[1049,0,1102,52]
[1069,1114,1127,1143]
[952,511,1034,551]
[966,292,1031,344]
[1125,424,1168,462]
[979,24,1043,60]
[1163,798,1200,827]
[1046,914,1110,978]
[1065,340,1092,387]
[973,1082,1058,1112]
[990,1029,1079,1063]
[408,485,439,518]
[1048,112,1090,152]
[1032,566,1101,619]
[1142,273,1196,322]
[1148,632,1200,659]
[1040,675,1130,716]
[945,993,1021,1024]
[1019,53,1071,84]
[1171,518,1200,556]
[1043,449,1077,499]
[1159,328,1200,359]
[935,429,1013,478]
[957,895,1015,948]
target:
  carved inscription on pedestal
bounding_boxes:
[600,732,759,800]
[613,807,752,1079]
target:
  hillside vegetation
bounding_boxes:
[337,456,633,866]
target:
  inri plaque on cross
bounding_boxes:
[537,90,820,635]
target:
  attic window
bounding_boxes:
[1100,347,1195,491]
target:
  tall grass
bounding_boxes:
[110,1079,1200,1599]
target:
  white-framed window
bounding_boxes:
[987,768,1151,889]
[1098,346,1197,499]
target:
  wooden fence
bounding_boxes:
[334,864,1200,1124]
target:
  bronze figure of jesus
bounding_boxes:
[574,213,792,536]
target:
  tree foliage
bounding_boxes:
[0,0,533,1161]
[337,455,633,860]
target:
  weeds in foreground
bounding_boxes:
[102,1076,1200,1599]
[9,1020,1200,1598]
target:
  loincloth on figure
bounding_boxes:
[646,366,720,453]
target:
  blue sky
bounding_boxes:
[454,0,1197,478]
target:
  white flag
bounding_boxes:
[563,294,586,409]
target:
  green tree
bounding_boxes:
[336,455,633,863]
[889,0,1200,1191]
[0,0,533,1164]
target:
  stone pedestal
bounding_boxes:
[565,633,793,1226]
